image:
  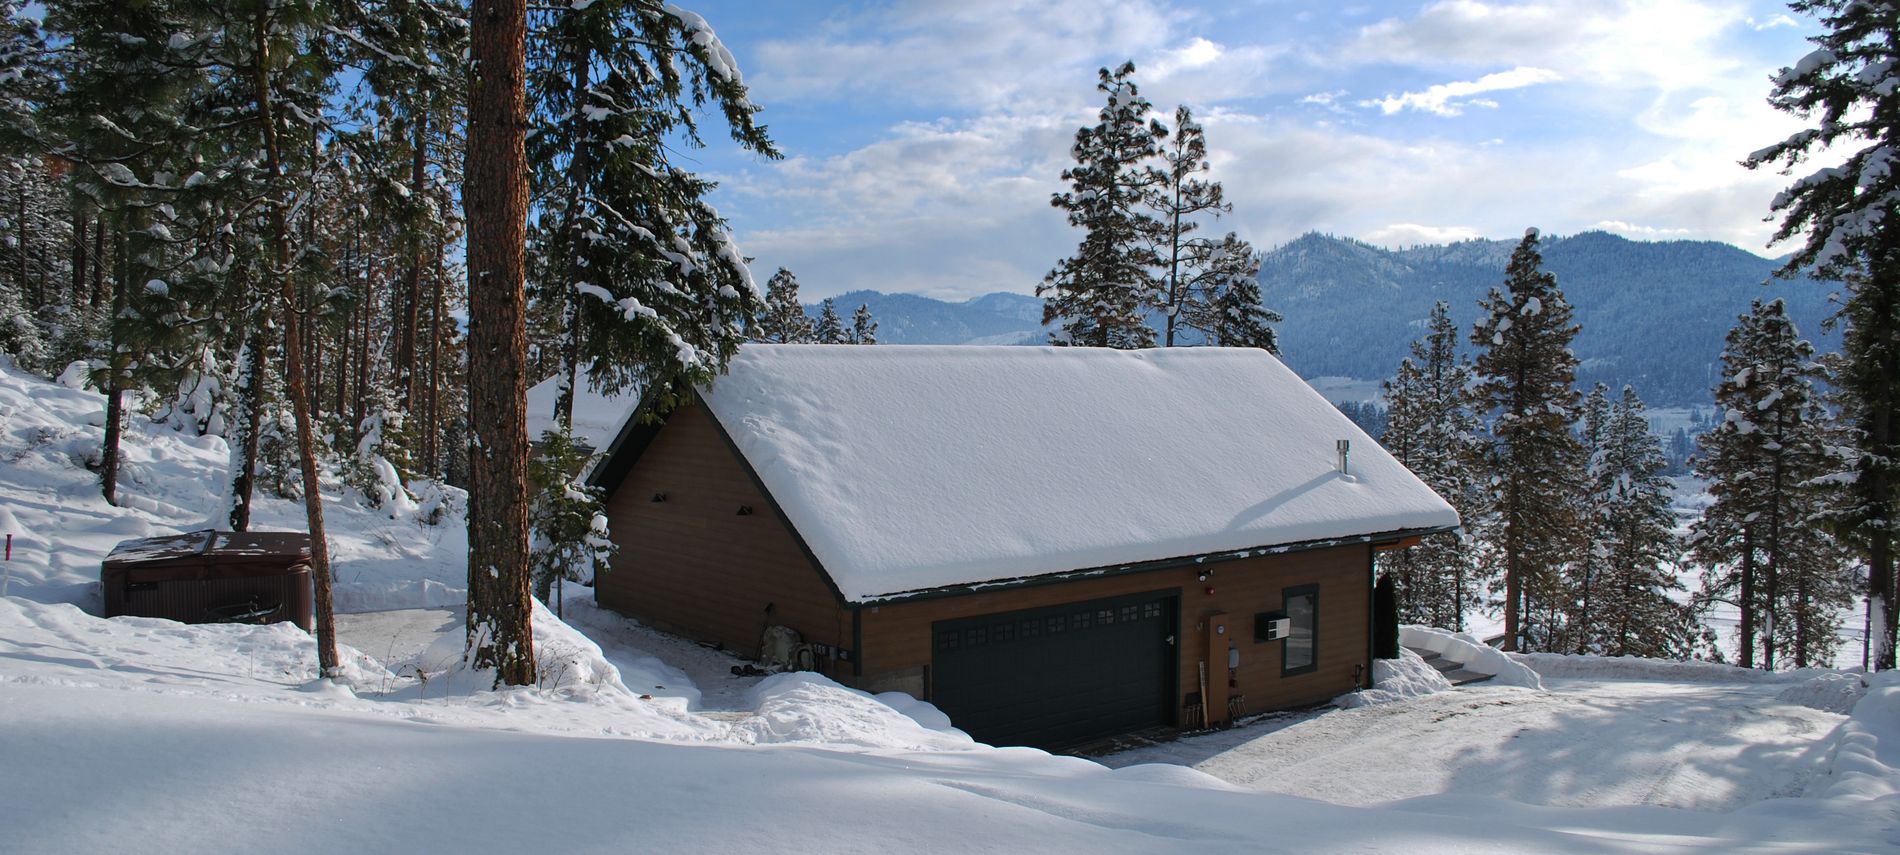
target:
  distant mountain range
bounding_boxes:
[809,231,1840,407]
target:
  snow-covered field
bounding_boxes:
[4,359,1899,853]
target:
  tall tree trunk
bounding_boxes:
[226,334,265,531]
[100,223,127,505]
[89,214,105,308]
[1872,262,1899,672]
[252,14,338,676]
[70,202,88,308]
[1503,482,1521,652]
[1764,459,1784,671]
[552,44,592,432]
[426,238,444,476]
[16,165,30,307]
[465,0,536,686]
[1739,530,1756,669]
[398,111,428,410]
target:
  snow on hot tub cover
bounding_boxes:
[693,344,1459,602]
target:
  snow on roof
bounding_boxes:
[527,374,643,451]
[697,345,1458,601]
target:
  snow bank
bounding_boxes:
[1399,625,1543,689]
[1777,671,1872,715]
[1513,651,1831,684]
[1334,647,1453,708]
[0,596,394,692]
[734,672,976,751]
[1815,671,1900,801]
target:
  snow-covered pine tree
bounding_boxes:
[1471,228,1587,652]
[849,302,877,345]
[527,429,615,605]
[814,297,846,344]
[1577,387,1687,658]
[1693,299,1850,668]
[1040,61,1164,349]
[0,1,56,370]
[1178,232,1278,352]
[753,267,813,343]
[1746,0,1900,669]
[1563,383,1615,654]
[1379,301,1486,630]
[526,0,777,427]
[1149,106,1226,347]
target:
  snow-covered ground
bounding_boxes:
[1106,674,1846,811]
[4,359,1900,853]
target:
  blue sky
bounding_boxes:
[675,0,1823,301]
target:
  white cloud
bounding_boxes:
[1351,0,1746,91]
[1365,224,1485,246]
[1749,14,1798,30]
[1592,220,1694,237]
[1362,66,1564,116]
[746,0,1181,112]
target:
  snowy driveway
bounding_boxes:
[1102,678,1844,811]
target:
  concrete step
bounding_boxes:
[1429,657,1462,673]
[1442,669,1495,686]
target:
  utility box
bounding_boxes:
[101,530,313,631]
[1255,612,1291,642]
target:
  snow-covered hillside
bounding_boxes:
[3,360,1898,853]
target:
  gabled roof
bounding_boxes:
[593,344,1458,603]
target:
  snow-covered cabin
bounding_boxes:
[563,344,1458,749]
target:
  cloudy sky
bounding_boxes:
[679,0,1823,301]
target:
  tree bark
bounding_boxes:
[89,214,105,308]
[226,334,265,531]
[398,111,428,410]
[252,13,338,676]
[425,238,444,476]
[1739,530,1756,669]
[464,0,537,686]
[70,200,88,309]
[100,224,127,505]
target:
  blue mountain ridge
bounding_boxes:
[804,230,1840,407]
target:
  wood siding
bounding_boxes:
[859,544,1373,723]
[595,401,851,674]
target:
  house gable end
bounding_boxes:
[593,399,853,663]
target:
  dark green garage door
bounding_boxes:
[931,590,1178,750]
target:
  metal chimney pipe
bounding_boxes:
[1337,439,1351,475]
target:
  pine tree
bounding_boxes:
[1379,301,1486,630]
[754,267,813,343]
[849,302,877,345]
[528,429,615,605]
[525,0,775,427]
[1039,61,1164,348]
[1747,0,1900,668]
[814,297,846,344]
[1693,299,1849,668]
[1179,232,1278,352]
[1149,106,1226,346]
[1471,228,1586,652]
[1576,386,1687,657]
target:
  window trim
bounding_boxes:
[1281,584,1319,677]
